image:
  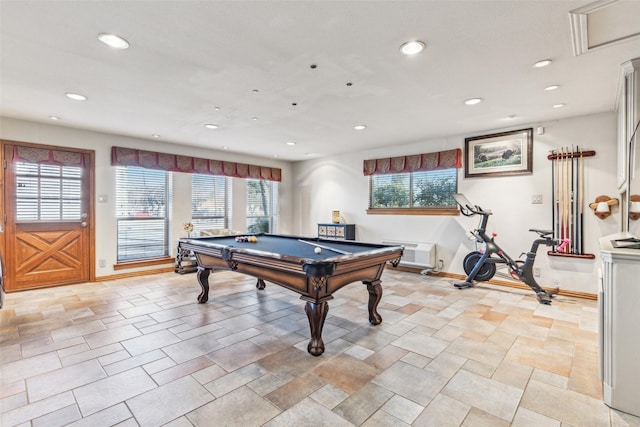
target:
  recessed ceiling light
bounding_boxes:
[251,117,259,121]
[214,107,220,111]
[49,115,61,120]
[204,124,219,129]
[286,141,296,146]
[464,98,483,105]
[65,92,87,101]
[553,103,566,108]
[545,85,560,91]
[534,59,552,68]
[98,33,130,49]
[273,154,278,158]
[252,89,260,93]
[223,146,229,150]
[400,40,426,55]
[506,115,517,120]
[152,134,160,138]
[354,125,367,130]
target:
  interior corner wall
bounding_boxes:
[292,112,617,295]
[0,116,293,278]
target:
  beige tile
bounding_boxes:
[412,393,470,427]
[126,376,213,426]
[84,324,141,349]
[462,406,511,426]
[50,320,106,342]
[73,367,156,416]
[26,359,107,402]
[102,349,166,375]
[372,361,448,406]
[208,340,271,372]
[1,352,61,384]
[120,329,180,356]
[391,330,449,359]
[204,363,267,398]
[442,370,523,421]
[333,382,394,425]
[1,391,76,427]
[312,353,379,394]
[512,407,561,426]
[520,379,610,426]
[309,383,350,409]
[380,394,424,424]
[265,373,325,410]
[265,396,354,426]
[31,404,81,427]
[187,386,280,426]
[151,354,216,385]
[3,269,639,427]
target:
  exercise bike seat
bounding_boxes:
[529,229,552,237]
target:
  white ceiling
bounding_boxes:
[1,1,639,161]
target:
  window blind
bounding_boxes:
[369,168,457,209]
[116,166,171,261]
[246,179,277,233]
[191,174,231,234]
[16,162,82,221]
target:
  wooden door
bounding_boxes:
[3,142,94,291]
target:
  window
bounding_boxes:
[116,166,172,262]
[368,168,457,212]
[15,162,82,221]
[191,174,231,234]
[246,179,278,233]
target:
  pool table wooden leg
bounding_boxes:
[365,279,383,325]
[304,300,329,356]
[196,267,211,303]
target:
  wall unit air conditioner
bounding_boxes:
[381,240,437,270]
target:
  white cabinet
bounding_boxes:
[599,233,640,417]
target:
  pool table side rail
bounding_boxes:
[178,239,403,299]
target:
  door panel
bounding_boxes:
[3,142,93,291]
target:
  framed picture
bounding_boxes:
[464,128,533,178]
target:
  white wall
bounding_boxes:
[0,117,293,278]
[292,112,618,295]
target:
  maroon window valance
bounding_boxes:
[12,146,86,167]
[111,146,282,182]
[363,148,461,176]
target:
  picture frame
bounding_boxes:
[464,128,533,178]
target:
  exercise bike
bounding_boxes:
[452,194,569,305]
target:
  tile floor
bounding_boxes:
[1,269,639,426]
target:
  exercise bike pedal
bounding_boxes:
[536,288,559,305]
[454,281,474,289]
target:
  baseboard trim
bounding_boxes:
[390,265,597,301]
[95,267,175,282]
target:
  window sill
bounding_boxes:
[114,256,174,271]
[366,208,460,216]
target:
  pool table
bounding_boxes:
[177,233,403,356]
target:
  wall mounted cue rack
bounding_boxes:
[547,147,596,259]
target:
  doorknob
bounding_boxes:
[81,213,88,218]
[81,222,88,227]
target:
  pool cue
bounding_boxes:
[298,239,351,255]
[554,150,560,247]
[579,146,584,254]
[559,148,564,248]
[570,146,575,253]
[551,150,556,248]
[563,147,570,252]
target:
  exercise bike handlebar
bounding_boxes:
[453,193,492,217]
